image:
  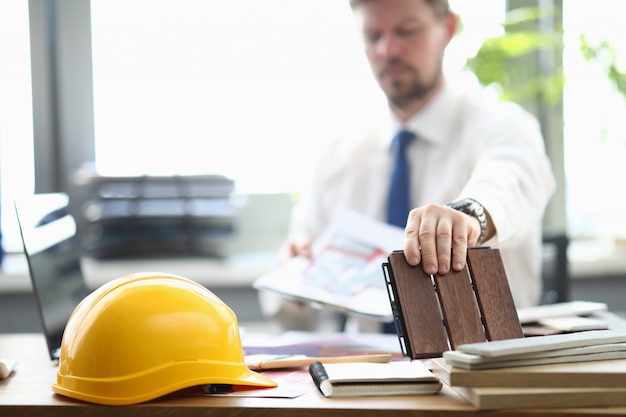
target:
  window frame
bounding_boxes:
[29,0,95,195]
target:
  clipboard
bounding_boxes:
[382,247,524,359]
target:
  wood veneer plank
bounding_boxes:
[434,266,486,349]
[467,248,523,342]
[386,251,449,358]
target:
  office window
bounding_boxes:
[563,1,626,241]
[0,0,506,253]
[4,0,626,265]
[0,1,35,252]
[89,0,504,194]
[90,0,376,194]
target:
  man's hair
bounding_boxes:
[349,0,450,19]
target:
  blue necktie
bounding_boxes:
[383,130,413,335]
[386,130,415,228]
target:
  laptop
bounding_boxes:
[14,193,91,361]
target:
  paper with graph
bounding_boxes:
[253,208,404,320]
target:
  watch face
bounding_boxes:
[467,201,480,215]
[449,199,487,244]
[448,199,484,218]
[456,199,477,214]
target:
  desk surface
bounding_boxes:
[3,333,626,417]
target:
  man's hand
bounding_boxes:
[403,203,482,275]
[279,237,313,264]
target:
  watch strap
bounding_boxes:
[445,198,488,244]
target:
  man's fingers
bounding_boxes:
[403,210,421,266]
[435,217,453,274]
[296,240,313,258]
[279,238,313,264]
[416,208,438,275]
[450,214,470,271]
[403,204,480,275]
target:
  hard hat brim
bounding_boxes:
[52,364,277,406]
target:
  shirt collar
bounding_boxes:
[386,82,460,147]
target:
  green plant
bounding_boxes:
[464,6,564,106]
[465,6,626,107]
[579,34,626,101]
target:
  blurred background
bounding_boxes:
[1,0,625,331]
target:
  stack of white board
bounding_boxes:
[443,329,626,370]
[432,330,626,410]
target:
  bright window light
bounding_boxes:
[90,0,504,194]
[0,1,35,252]
[563,0,626,239]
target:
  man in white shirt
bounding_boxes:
[260,0,555,331]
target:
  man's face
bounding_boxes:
[354,0,455,110]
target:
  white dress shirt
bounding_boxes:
[290,82,556,309]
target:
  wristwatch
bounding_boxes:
[446,198,488,244]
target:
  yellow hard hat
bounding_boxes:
[52,272,276,405]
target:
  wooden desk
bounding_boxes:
[3,333,626,416]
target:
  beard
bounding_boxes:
[378,58,443,110]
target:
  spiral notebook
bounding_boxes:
[308,361,441,398]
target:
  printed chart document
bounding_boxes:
[241,330,404,358]
[253,209,404,320]
[203,368,316,398]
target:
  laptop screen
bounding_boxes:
[14,193,91,360]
